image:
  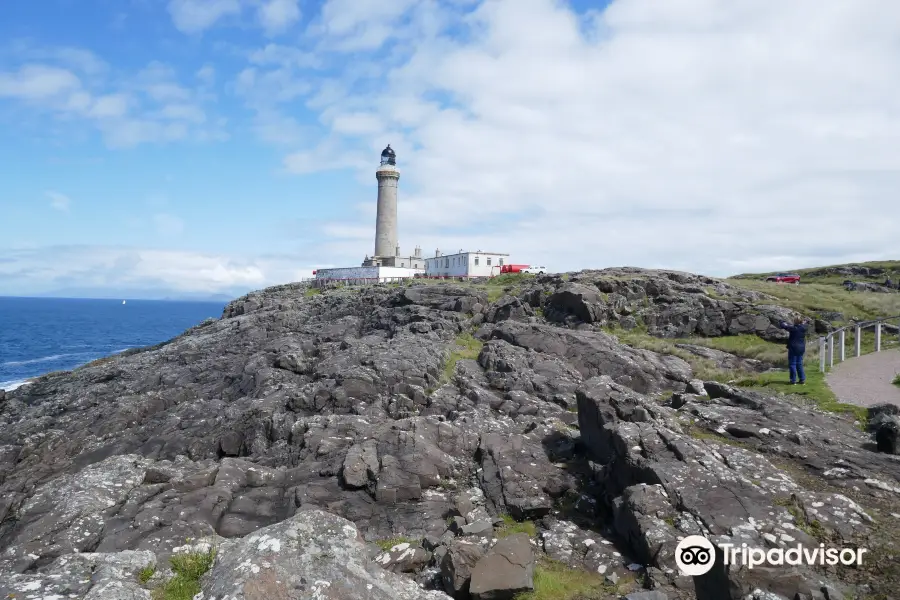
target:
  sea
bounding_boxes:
[0,297,228,391]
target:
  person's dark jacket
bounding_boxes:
[779,321,808,354]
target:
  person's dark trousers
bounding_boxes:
[788,351,805,384]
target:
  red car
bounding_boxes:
[765,273,800,284]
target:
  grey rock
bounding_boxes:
[460,520,493,537]
[0,550,155,600]
[341,439,379,488]
[201,508,449,599]
[440,539,486,599]
[624,592,668,600]
[469,533,534,599]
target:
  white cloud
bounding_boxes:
[46,191,71,212]
[196,64,216,85]
[0,245,315,296]
[275,0,900,276]
[167,0,242,34]
[0,51,226,149]
[0,65,81,100]
[258,0,301,36]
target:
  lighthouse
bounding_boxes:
[373,144,400,261]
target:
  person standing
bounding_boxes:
[779,316,809,384]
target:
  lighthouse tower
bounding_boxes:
[373,144,400,262]
[360,144,424,270]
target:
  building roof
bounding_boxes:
[428,250,510,258]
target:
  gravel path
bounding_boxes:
[826,348,900,407]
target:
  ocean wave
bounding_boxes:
[0,379,31,391]
[1,352,94,367]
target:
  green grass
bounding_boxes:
[731,260,900,285]
[726,279,900,320]
[682,334,789,366]
[375,536,416,551]
[304,287,322,297]
[428,333,484,393]
[514,558,634,600]
[607,329,748,382]
[732,368,867,424]
[485,273,535,287]
[496,514,536,538]
[610,329,867,422]
[151,549,216,600]
[487,288,507,303]
[893,373,900,387]
[686,424,752,449]
[772,496,829,542]
[138,565,156,584]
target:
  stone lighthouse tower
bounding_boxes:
[373,144,400,264]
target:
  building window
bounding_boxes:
[499,258,504,266]
[487,257,492,266]
[445,258,449,268]
[475,257,479,266]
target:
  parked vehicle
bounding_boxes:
[765,273,800,284]
[521,266,547,274]
[500,264,530,274]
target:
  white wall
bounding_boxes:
[315,266,422,281]
[316,266,379,280]
[425,253,508,277]
[378,267,423,279]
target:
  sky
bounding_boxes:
[1,0,898,299]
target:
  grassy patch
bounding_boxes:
[894,373,900,387]
[151,549,216,600]
[686,424,752,449]
[611,329,867,422]
[772,496,829,542]
[487,288,508,303]
[304,287,322,297]
[138,565,156,584]
[375,536,416,551]
[496,514,536,538]
[726,279,900,320]
[486,273,535,287]
[514,558,634,600]
[607,329,749,382]
[731,260,900,286]
[685,334,789,366]
[732,368,867,424]
[430,333,484,392]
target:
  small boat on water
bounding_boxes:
[122,300,126,305]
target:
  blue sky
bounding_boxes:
[1,0,898,298]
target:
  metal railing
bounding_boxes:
[817,315,900,372]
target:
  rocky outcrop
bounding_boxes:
[1,270,898,599]
[535,268,802,341]
[201,508,449,600]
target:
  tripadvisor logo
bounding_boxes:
[675,535,868,576]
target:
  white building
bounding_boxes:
[314,265,423,283]
[424,250,510,278]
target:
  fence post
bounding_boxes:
[855,325,862,357]
[839,329,845,361]
[819,338,826,372]
[828,335,834,368]
[875,322,882,352]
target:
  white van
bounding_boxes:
[521,266,547,274]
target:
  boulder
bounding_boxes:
[469,533,535,599]
[200,508,449,600]
[440,539,486,599]
[0,550,155,600]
